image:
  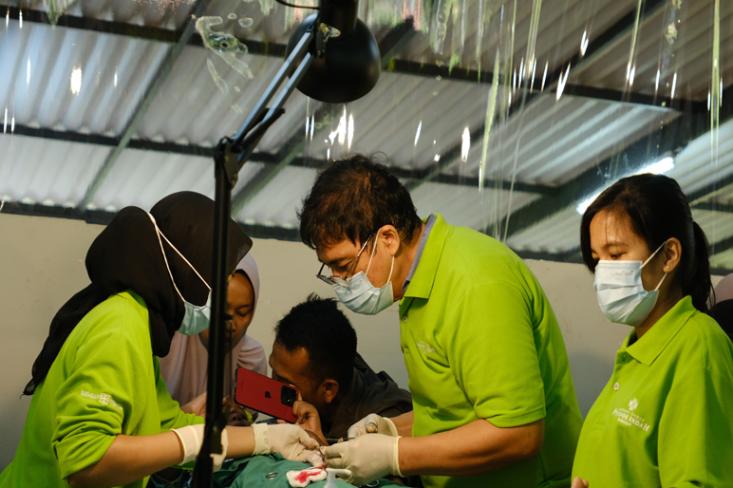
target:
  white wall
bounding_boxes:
[0,213,628,467]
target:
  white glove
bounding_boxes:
[252,423,323,466]
[347,413,399,439]
[323,434,401,486]
[171,424,228,470]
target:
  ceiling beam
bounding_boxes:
[710,233,733,265]
[692,201,733,214]
[3,200,732,273]
[4,4,180,42]
[0,200,301,240]
[76,0,212,209]
[4,123,554,194]
[688,171,733,204]
[403,0,670,194]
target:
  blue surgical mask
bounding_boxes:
[146,212,212,335]
[180,293,212,336]
[333,237,395,315]
[594,241,668,326]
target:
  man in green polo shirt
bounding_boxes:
[299,156,582,487]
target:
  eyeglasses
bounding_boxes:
[317,236,372,285]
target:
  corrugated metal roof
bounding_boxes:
[411,181,538,230]
[572,0,733,99]
[0,18,169,135]
[441,94,679,186]
[1,0,732,269]
[507,207,581,254]
[0,133,106,206]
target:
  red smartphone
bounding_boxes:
[234,367,298,423]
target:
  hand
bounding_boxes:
[572,477,589,488]
[323,434,401,486]
[252,423,323,466]
[223,396,251,426]
[293,400,327,445]
[181,393,207,416]
[347,413,399,439]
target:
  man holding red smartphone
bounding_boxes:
[268,296,412,441]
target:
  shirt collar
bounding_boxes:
[402,214,436,292]
[402,213,449,300]
[622,295,696,365]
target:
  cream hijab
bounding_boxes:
[159,254,267,406]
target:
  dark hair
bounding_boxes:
[580,173,711,312]
[709,299,733,341]
[275,295,357,391]
[299,155,422,249]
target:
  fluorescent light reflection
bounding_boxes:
[580,30,589,56]
[460,126,470,162]
[347,113,354,151]
[575,156,675,215]
[414,121,422,147]
[70,66,82,95]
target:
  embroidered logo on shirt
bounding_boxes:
[416,341,436,354]
[612,397,649,432]
[80,390,122,411]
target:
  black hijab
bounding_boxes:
[23,191,251,395]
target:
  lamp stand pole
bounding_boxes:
[191,28,315,487]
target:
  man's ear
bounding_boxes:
[319,378,340,405]
[377,225,401,257]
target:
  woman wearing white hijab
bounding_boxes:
[159,253,267,417]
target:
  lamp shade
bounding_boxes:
[287,13,381,104]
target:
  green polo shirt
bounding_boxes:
[399,214,582,488]
[573,296,733,487]
[0,291,202,488]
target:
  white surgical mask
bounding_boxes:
[594,241,668,326]
[146,212,212,335]
[333,237,395,315]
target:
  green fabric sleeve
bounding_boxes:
[154,358,204,430]
[447,281,546,427]
[52,303,144,479]
[658,349,733,487]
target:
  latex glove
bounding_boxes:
[252,423,323,466]
[323,434,401,486]
[171,424,228,470]
[347,413,398,439]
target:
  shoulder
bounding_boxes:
[676,310,733,370]
[441,224,529,283]
[72,291,150,348]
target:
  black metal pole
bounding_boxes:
[190,28,315,488]
[190,149,232,487]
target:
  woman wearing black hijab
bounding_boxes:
[0,192,321,488]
